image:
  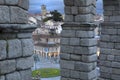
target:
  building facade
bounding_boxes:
[32,25,61,61]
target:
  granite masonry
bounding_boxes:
[61,0,120,80]
[0,0,120,80]
[60,0,98,80]
[99,0,120,80]
[0,0,36,80]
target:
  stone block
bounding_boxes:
[101,35,110,42]
[104,5,115,11]
[100,72,111,79]
[115,43,120,49]
[99,54,107,60]
[64,6,71,14]
[64,0,74,6]
[61,38,69,45]
[100,48,113,55]
[19,69,32,80]
[62,30,75,37]
[68,79,76,80]
[5,0,18,5]
[0,76,5,80]
[61,69,70,77]
[8,39,22,58]
[0,40,6,60]
[70,70,80,78]
[79,68,97,80]
[0,33,17,40]
[112,68,120,75]
[61,45,74,53]
[76,31,94,38]
[60,60,74,70]
[18,0,29,10]
[109,16,120,22]
[107,55,114,61]
[99,42,114,49]
[74,46,97,55]
[80,38,97,46]
[75,14,94,23]
[99,61,112,67]
[70,54,81,61]
[74,0,95,6]
[75,62,96,72]
[5,0,29,10]
[10,6,28,23]
[60,53,70,60]
[21,39,33,56]
[71,6,78,15]
[117,29,120,34]
[104,16,110,22]
[101,29,117,35]
[6,72,21,80]
[112,62,120,68]
[69,38,79,46]
[0,0,4,4]
[16,57,34,70]
[0,60,16,74]
[111,74,120,80]
[17,33,32,38]
[114,56,120,62]
[65,15,74,22]
[78,6,96,15]
[98,78,109,80]
[113,49,120,56]
[110,35,120,43]
[100,66,112,73]
[0,6,10,23]
[82,54,97,62]
[61,77,68,80]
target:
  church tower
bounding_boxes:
[41,4,47,16]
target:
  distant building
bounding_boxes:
[41,4,47,16]
[32,24,62,61]
[30,5,63,61]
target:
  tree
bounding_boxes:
[43,10,63,22]
[50,10,63,21]
[43,17,52,22]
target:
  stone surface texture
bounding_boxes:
[0,0,35,80]
[0,40,6,60]
[0,0,120,80]
[61,0,97,80]
[99,0,120,80]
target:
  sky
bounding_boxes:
[29,0,103,14]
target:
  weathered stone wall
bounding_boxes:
[99,0,120,80]
[0,0,36,80]
[60,0,98,80]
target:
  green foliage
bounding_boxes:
[43,10,63,22]
[50,10,63,21]
[32,68,60,78]
[43,17,52,22]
